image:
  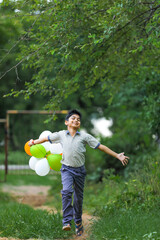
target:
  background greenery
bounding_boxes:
[0,0,160,178]
[0,0,159,173]
[0,1,160,238]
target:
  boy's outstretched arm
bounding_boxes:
[98,144,129,166]
[28,137,48,146]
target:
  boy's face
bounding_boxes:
[65,114,81,129]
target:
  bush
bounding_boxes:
[85,150,160,240]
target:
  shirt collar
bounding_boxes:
[66,130,80,135]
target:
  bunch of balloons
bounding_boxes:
[24,130,63,176]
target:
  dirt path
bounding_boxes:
[2,185,50,207]
[1,185,96,240]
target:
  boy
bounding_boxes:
[29,109,129,236]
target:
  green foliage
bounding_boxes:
[0,4,32,117]
[84,150,160,214]
[0,0,160,178]
[1,0,159,134]
[85,144,106,179]
[84,150,160,239]
[0,190,14,203]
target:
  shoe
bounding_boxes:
[75,222,84,236]
[62,223,71,231]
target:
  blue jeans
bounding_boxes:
[60,164,86,225]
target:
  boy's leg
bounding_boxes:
[73,172,86,224]
[61,168,74,226]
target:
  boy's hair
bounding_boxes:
[65,109,82,121]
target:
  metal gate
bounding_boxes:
[0,119,7,182]
[1,110,68,180]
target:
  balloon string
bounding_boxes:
[46,151,51,158]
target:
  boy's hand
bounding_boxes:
[28,139,35,147]
[117,152,129,166]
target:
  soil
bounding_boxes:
[1,185,96,240]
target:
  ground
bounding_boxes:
[1,185,96,240]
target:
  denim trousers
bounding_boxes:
[60,164,86,225]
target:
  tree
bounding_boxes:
[1,0,160,160]
[1,0,159,135]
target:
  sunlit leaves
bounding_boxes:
[1,0,160,135]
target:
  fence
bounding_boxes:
[0,110,68,181]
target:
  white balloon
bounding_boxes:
[35,158,50,176]
[29,156,39,170]
[39,130,52,139]
[49,143,63,154]
[41,142,50,152]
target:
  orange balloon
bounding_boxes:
[24,141,32,156]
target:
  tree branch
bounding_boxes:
[0,36,54,80]
[0,18,39,64]
[0,4,56,64]
[117,4,160,33]
[15,67,21,82]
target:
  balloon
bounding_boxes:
[29,156,40,170]
[35,158,50,176]
[41,142,51,152]
[47,154,62,171]
[24,141,32,156]
[39,130,52,139]
[30,144,47,158]
[49,143,63,154]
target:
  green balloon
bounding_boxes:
[30,144,47,158]
[47,154,62,171]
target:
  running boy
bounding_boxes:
[29,109,129,236]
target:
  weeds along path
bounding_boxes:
[2,185,96,240]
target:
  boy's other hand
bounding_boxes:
[117,152,129,166]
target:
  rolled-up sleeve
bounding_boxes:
[85,133,100,149]
[48,132,61,144]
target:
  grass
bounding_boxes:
[0,173,72,239]
[89,205,160,240]
[47,173,62,211]
[83,178,124,215]
[0,202,74,239]
[4,171,61,186]
[87,152,160,240]
[2,170,63,211]
[1,151,160,239]
[0,167,70,239]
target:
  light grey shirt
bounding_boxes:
[48,130,100,167]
